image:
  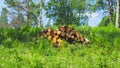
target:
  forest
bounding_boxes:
[0,0,120,68]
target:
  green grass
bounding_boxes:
[0,26,120,68]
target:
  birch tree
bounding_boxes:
[115,0,119,28]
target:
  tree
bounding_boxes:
[4,0,44,28]
[45,0,89,26]
[0,8,8,24]
[38,0,43,27]
[70,0,89,26]
[92,0,116,25]
[115,0,119,28]
[4,0,24,28]
[0,8,9,28]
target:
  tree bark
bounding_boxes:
[108,0,112,24]
[116,0,119,28]
[38,0,43,27]
[26,0,30,25]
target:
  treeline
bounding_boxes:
[0,0,119,28]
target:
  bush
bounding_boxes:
[0,25,120,67]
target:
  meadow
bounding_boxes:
[0,25,120,68]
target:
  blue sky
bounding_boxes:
[0,0,6,13]
[0,0,103,27]
[88,11,104,26]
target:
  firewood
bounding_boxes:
[79,34,83,40]
[78,34,84,42]
[71,30,76,35]
[47,32,51,36]
[57,30,61,35]
[65,33,71,40]
[75,32,79,38]
[58,26,65,32]
[50,31,54,36]
[47,28,52,32]
[52,38,57,43]
[70,31,73,35]
[83,38,89,44]
[61,31,65,37]
[71,35,74,39]
[53,30,57,34]
[54,34,59,39]
[47,35,52,40]
[35,26,89,46]
[65,26,72,32]
[57,38,62,43]
[66,33,71,38]
[67,38,74,43]
[65,33,69,38]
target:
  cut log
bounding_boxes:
[65,26,73,32]
[66,33,69,38]
[70,31,73,35]
[47,35,52,40]
[66,33,71,38]
[83,38,89,44]
[53,30,57,34]
[71,30,76,35]
[57,38,62,43]
[58,26,65,32]
[52,38,57,43]
[47,28,52,32]
[54,34,59,39]
[35,26,89,46]
[47,32,51,36]
[79,34,83,40]
[78,34,84,42]
[61,31,65,37]
[75,32,79,38]
[57,30,61,35]
[71,35,74,39]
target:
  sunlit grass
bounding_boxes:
[0,26,120,68]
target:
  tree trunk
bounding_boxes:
[17,0,20,28]
[116,0,119,28]
[26,0,30,25]
[38,0,43,27]
[108,0,112,24]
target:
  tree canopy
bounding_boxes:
[0,0,119,28]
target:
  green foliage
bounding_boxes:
[0,26,120,68]
[99,13,120,27]
[99,16,110,26]
[3,0,44,27]
[45,0,89,26]
[0,8,8,24]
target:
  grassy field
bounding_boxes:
[0,26,120,68]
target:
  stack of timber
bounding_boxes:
[36,26,89,47]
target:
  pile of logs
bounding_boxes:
[36,26,89,46]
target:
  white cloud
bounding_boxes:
[90,13,99,18]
